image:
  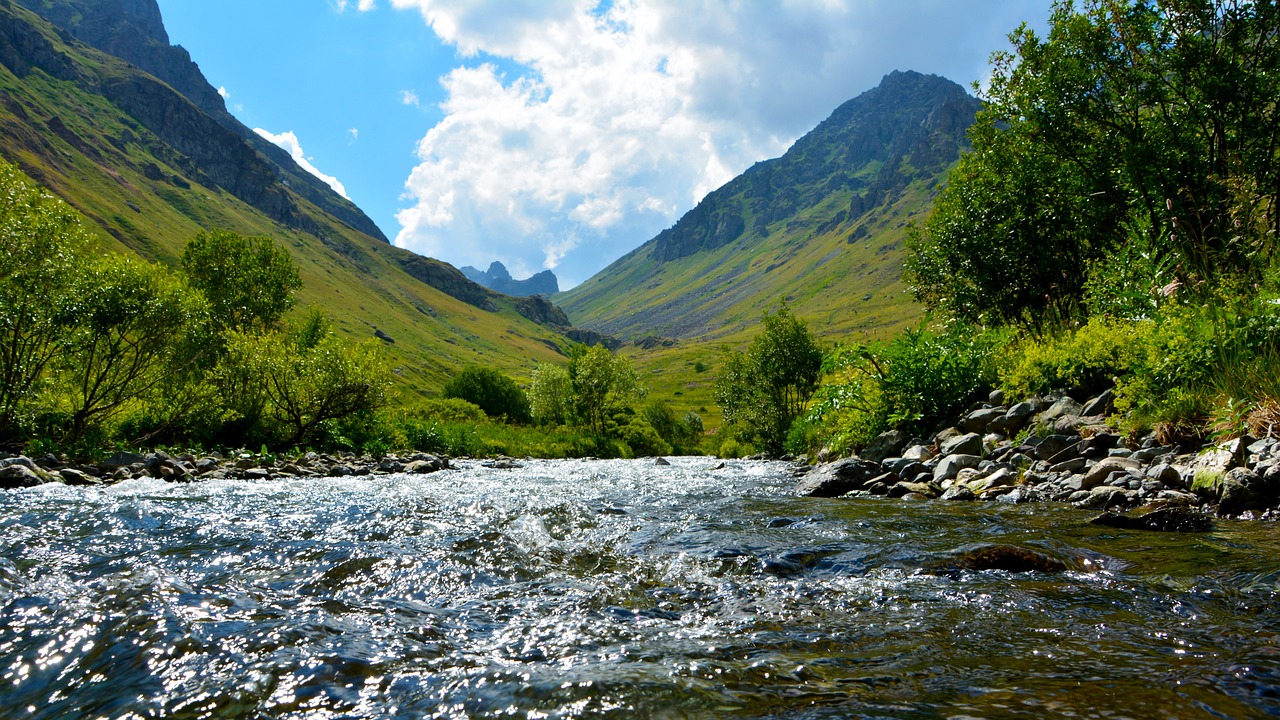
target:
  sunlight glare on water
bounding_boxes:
[1,457,1278,718]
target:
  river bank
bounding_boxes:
[795,388,1280,524]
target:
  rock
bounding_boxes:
[989,388,1005,405]
[1082,457,1142,488]
[996,487,1028,504]
[861,429,910,464]
[889,481,937,499]
[1081,389,1115,417]
[901,444,935,462]
[929,544,1069,574]
[1146,463,1185,488]
[243,468,271,480]
[940,484,977,501]
[968,468,1014,494]
[483,458,523,469]
[1076,485,1132,510]
[1191,438,1249,477]
[1217,467,1269,515]
[1034,434,1082,463]
[377,458,404,473]
[1003,401,1038,427]
[1037,396,1084,423]
[933,454,982,482]
[404,459,443,474]
[0,464,46,489]
[1049,457,1087,474]
[940,432,984,458]
[960,408,1006,434]
[101,451,147,469]
[1089,506,1213,532]
[58,468,100,486]
[795,458,885,497]
[654,457,671,466]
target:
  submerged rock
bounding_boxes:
[1089,506,1214,532]
[928,544,1068,574]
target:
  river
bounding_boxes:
[1,458,1277,718]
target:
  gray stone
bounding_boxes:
[889,481,936,499]
[1082,457,1142,488]
[1077,485,1132,510]
[243,468,271,480]
[1089,506,1213,532]
[654,457,671,466]
[58,468,99,486]
[0,464,46,489]
[100,451,147,470]
[1218,467,1268,515]
[1191,439,1249,477]
[1049,457,1086,474]
[960,408,1007,434]
[1146,463,1185,488]
[1081,389,1115,417]
[940,484,977,501]
[1034,434,1082,463]
[933,454,982,482]
[404,459,443,474]
[901,444,935,462]
[377,458,404,473]
[861,429,911,464]
[795,458,885,498]
[1038,397,1084,423]
[940,432,984,458]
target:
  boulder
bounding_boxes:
[929,544,1068,574]
[960,408,1006,434]
[939,432,984,458]
[1217,467,1270,515]
[1081,457,1142,488]
[1191,438,1249,477]
[1037,396,1084,423]
[0,464,46,489]
[100,450,147,469]
[861,429,911,464]
[1089,506,1213,532]
[795,458,884,498]
[933,454,982,482]
[1034,434,1082,463]
[1081,389,1115,417]
[940,484,977,501]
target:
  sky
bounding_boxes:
[154,0,1051,289]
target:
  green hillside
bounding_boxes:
[558,71,982,347]
[0,0,572,398]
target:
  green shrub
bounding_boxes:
[442,366,532,423]
[1003,317,1149,399]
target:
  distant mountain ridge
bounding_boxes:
[558,70,981,341]
[11,0,388,242]
[461,262,560,297]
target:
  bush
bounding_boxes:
[804,322,1003,456]
[442,366,532,423]
[1002,317,1149,399]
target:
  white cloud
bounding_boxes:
[388,0,1046,287]
[217,86,230,100]
[349,127,360,143]
[335,0,377,12]
[253,128,351,200]
[401,90,421,107]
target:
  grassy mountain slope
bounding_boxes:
[559,71,981,347]
[0,0,570,398]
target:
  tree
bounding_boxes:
[442,366,532,423]
[56,255,208,440]
[570,344,644,435]
[0,159,92,443]
[908,0,1280,325]
[715,304,823,454]
[180,230,302,333]
[528,363,574,426]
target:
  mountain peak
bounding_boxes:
[461,263,559,297]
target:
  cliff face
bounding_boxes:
[11,0,389,242]
[460,261,561,297]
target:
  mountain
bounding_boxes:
[0,0,576,394]
[557,71,982,342]
[460,262,560,297]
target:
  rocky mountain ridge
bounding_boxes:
[558,71,982,342]
[460,261,560,297]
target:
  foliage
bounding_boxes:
[55,254,209,440]
[1002,317,1150,399]
[643,401,705,455]
[715,304,823,455]
[908,0,1280,326]
[442,366,532,424]
[0,159,93,444]
[568,344,644,436]
[804,323,1003,456]
[528,363,574,426]
[180,229,302,333]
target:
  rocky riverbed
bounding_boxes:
[0,449,451,489]
[795,388,1280,524]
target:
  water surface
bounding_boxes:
[1,458,1277,718]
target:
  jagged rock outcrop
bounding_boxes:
[460,261,560,297]
[513,295,571,328]
[396,255,497,312]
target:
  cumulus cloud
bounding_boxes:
[349,128,360,144]
[401,90,421,107]
[217,86,230,100]
[387,0,1042,286]
[254,128,351,199]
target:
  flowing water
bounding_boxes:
[1,458,1278,719]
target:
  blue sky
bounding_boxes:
[155,1,1050,288]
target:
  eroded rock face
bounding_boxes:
[795,458,884,497]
